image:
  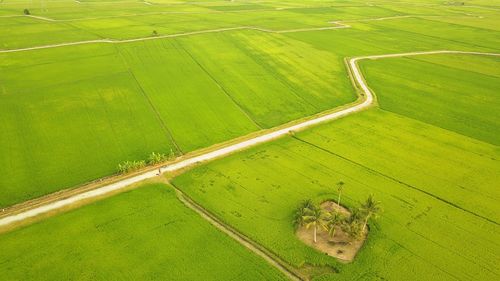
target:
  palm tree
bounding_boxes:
[340,206,364,240]
[336,181,345,206]
[293,199,314,230]
[341,219,363,241]
[360,195,381,231]
[302,206,326,243]
[323,210,345,239]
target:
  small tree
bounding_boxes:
[147,151,166,165]
[117,160,146,174]
[152,30,158,36]
[323,210,345,239]
[293,199,314,230]
[341,219,364,241]
[341,207,364,240]
[336,180,345,205]
[302,205,326,243]
[23,8,30,15]
[360,195,381,231]
[168,148,176,159]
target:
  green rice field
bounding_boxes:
[0,0,499,280]
[1,0,499,207]
[0,183,287,280]
[360,54,500,145]
[173,108,500,280]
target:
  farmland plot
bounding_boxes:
[0,27,359,207]
[359,54,500,145]
[0,44,177,207]
[173,109,500,280]
[0,183,288,281]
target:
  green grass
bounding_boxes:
[173,109,500,280]
[0,183,288,280]
[0,0,499,280]
[175,30,356,127]
[116,39,260,151]
[0,44,177,207]
[360,54,500,145]
[0,0,498,209]
[0,28,360,206]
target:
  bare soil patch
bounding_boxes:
[296,201,367,263]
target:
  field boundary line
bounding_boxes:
[179,43,263,129]
[0,15,446,54]
[293,135,500,226]
[1,50,498,230]
[115,47,183,153]
[172,184,303,281]
[0,5,374,22]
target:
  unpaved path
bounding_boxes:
[173,186,302,281]
[0,15,442,54]
[1,50,498,228]
[0,25,346,54]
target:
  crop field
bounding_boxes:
[0,183,287,280]
[0,28,360,206]
[359,54,500,145]
[173,109,500,280]
[0,0,499,280]
[1,0,499,207]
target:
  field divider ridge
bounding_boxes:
[0,15,448,54]
[1,50,498,231]
[171,184,304,281]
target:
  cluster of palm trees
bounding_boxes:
[293,194,381,244]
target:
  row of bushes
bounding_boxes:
[117,150,176,174]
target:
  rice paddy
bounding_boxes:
[0,0,499,280]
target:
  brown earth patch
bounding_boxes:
[296,201,367,263]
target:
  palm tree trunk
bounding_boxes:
[314,225,317,243]
[363,213,371,231]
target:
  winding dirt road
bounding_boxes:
[1,50,498,228]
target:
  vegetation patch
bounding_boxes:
[294,195,380,262]
[173,109,500,280]
[0,184,288,281]
[360,54,500,145]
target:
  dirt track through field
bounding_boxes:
[1,50,498,228]
[1,50,498,281]
[0,15,448,54]
[173,185,302,281]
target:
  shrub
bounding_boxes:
[147,152,166,165]
[147,150,176,165]
[117,160,146,174]
[23,8,30,15]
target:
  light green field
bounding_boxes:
[1,1,499,279]
[169,41,500,280]
[173,109,500,280]
[0,183,287,280]
[0,44,177,206]
[0,28,359,206]
[1,0,499,206]
[360,54,500,145]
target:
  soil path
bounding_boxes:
[0,15,443,54]
[0,51,498,229]
[173,186,302,281]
